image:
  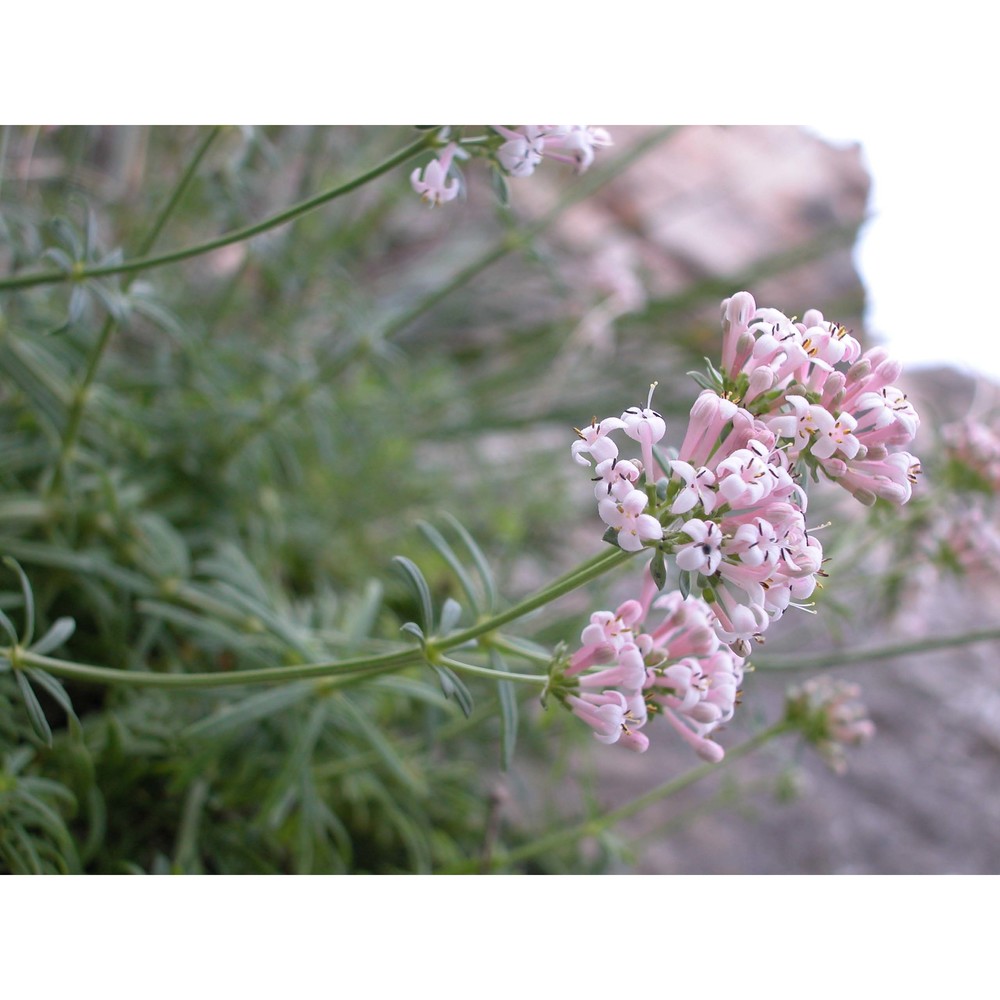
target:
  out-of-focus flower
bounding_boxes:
[410,143,461,206]
[785,676,875,774]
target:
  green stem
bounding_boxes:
[12,646,420,688]
[4,544,633,689]
[0,132,434,292]
[436,654,547,686]
[442,721,792,873]
[46,126,223,497]
[754,628,1000,672]
[488,635,552,666]
[438,547,632,649]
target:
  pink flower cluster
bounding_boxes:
[722,292,921,507]
[562,573,744,763]
[409,126,612,208]
[563,290,922,761]
[942,417,1000,492]
[784,676,875,774]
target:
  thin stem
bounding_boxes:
[754,627,1000,672]
[47,126,223,497]
[12,646,419,689]
[441,721,792,873]
[436,654,547,686]
[488,635,552,666]
[438,547,632,650]
[0,132,435,292]
[4,544,633,689]
[137,126,224,258]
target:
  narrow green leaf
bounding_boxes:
[490,649,519,772]
[15,671,52,746]
[3,557,34,646]
[491,167,510,208]
[650,550,667,591]
[417,520,481,615]
[0,607,19,646]
[182,683,314,741]
[678,570,692,600]
[28,617,76,656]
[392,556,434,633]
[441,513,497,612]
[439,597,463,635]
[334,695,424,795]
[431,664,474,718]
[687,370,716,391]
[24,668,78,726]
[400,621,425,642]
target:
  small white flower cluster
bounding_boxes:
[410,126,612,207]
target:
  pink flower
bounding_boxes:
[572,416,625,467]
[669,460,717,515]
[410,143,460,206]
[494,126,547,177]
[785,677,875,774]
[675,519,723,576]
[545,125,613,173]
[621,382,667,478]
[598,489,663,552]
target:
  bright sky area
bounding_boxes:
[809,123,999,385]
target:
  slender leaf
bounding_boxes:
[3,557,34,646]
[490,649,519,772]
[15,671,52,746]
[0,607,19,646]
[441,513,497,612]
[182,683,314,741]
[28,617,76,656]
[392,556,434,633]
[400,621,425,642]
[24,668,79,726]
[438,597,463,635]
[417,520,481,615]
[431,664,474,718]
[334,695,424,795]
[650,550,667,591]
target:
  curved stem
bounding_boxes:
[0,132,434,292]
[437,547,632,649]
[436,654,547,686]
[754,627,1000,672]
[12,646,421,688]
[441,721,792,873]
[5,544,634,689]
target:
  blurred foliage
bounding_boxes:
[0,125,875,873]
